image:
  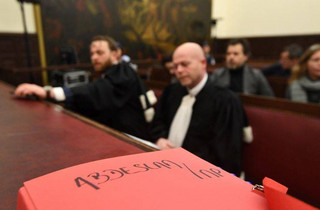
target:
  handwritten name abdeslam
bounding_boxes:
[74,159,224,190]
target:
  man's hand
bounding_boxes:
[14,83,46,99]
[156,138,175,150]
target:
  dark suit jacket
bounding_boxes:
[151,79,244,176]
[211,65,274,97]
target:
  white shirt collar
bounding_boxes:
[188,73,208,96]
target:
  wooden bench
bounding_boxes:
[247,60,275,69]
[137,68,151,80]
[149,66,171,83]
[132,59,160,69]
[240,94,320,207]
[266,76,289,98]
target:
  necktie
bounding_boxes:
[168,94,196,147]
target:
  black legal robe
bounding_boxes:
[151,79,244,176]
[65,62,149,139]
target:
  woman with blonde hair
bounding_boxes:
[287,44,320,103]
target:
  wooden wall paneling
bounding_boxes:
[0,33,41,85]
[0,33,40,68]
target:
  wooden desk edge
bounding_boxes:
[44,101,157,152]
[1,80,156,152]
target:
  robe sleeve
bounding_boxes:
[149,86,173,142]
[66,77,135,117]
[210,89,244,176]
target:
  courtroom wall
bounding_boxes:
[212,0,320,38]
[0,1,35,33]
[0,2,39,73]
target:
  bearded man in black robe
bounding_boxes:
[15,36,149,139]
[150,42,244,176]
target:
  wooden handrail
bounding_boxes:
[2,63,93,73]
[239,93,320,118]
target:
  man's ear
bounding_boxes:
[244,54,249,63]
[111,50,119,63]
[201,58,207,69]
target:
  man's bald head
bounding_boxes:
[173,42,206,61]
[172,42,207,89]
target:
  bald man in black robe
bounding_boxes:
[150,43,244,176]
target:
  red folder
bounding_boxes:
[16,148,315,210]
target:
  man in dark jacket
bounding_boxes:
[211,39,274,97]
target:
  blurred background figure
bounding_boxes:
[263,44,303,78]
[202,41,216,66]
[211,38,274,97]
[116,41,137,71]
[287,44,320,104]
[161,53,177,83]
[116,41,131,62]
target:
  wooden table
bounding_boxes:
[0,81,155,210]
